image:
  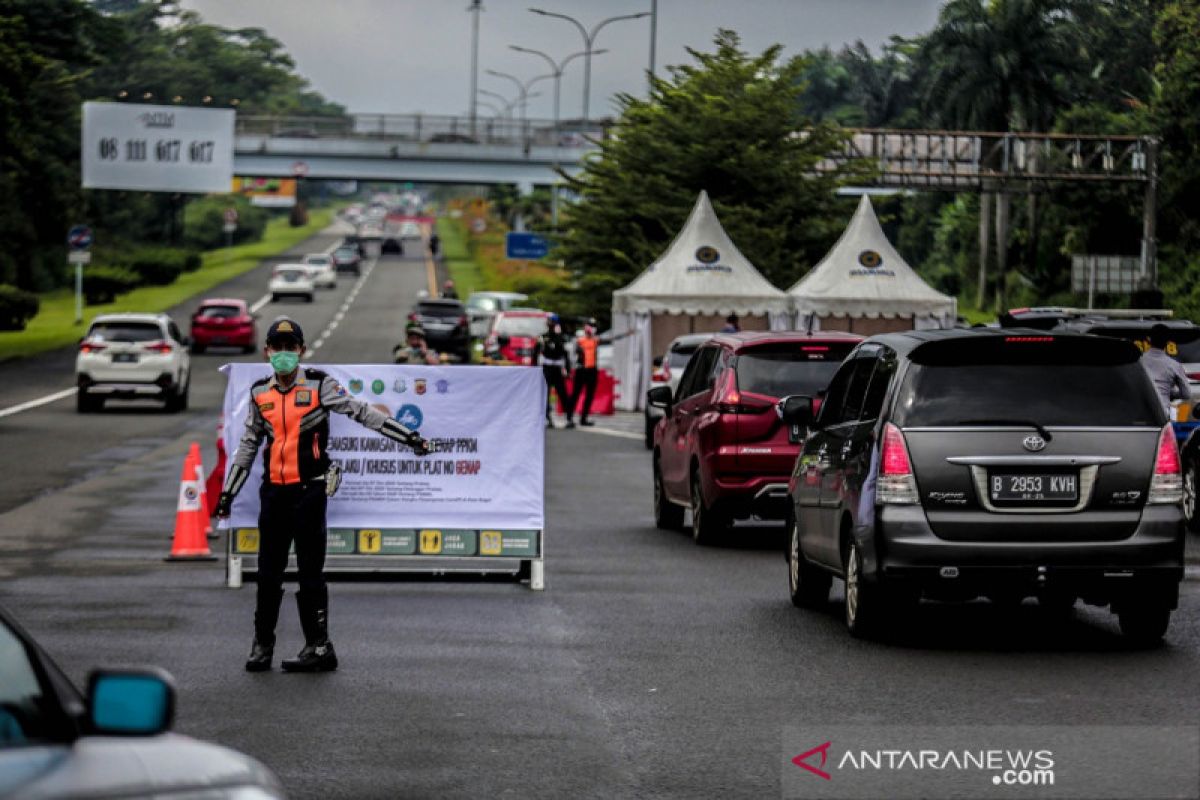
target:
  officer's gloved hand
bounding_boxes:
[410,436,432,457]
[215,492,234,518]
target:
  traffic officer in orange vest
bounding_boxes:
[216,317,431,673]
[569,323,601,427]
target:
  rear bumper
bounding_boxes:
[712,474,792,520]
[868,504,1185,600]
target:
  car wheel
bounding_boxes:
[305,294,314,303]
[165,375,189,413]
[653,457,684,530]
[76,389,100,414]
[690,469,725,545]
[271,294,279,303]
[788,515,831,608]
[190,341,204,355]
[1184,460,1200,533]
[243,343,257,354]
[1118,603,1171,646]
[843,541,885,638]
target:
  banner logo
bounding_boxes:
[436,379,450,394]
[415,379,427,395]
[858,249,883,269]
[396,404,424,430]
[695,245,720,264]
[348,379,364,394]
[394,378,407,394]
[371,379,385,395]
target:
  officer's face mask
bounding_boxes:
[268,349,301,375]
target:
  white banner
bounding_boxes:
[221,364,545,531]
[82,102,235,193]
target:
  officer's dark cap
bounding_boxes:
[266,317,304,346]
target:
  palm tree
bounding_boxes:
[921,0,1081,309]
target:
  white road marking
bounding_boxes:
[577,426,643,441]
[0,388,78,420]
[249,293,271,314]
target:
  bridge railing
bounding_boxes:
[235,113,610,149]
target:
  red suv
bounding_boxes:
[648,331,862,544]
[189,298,257,354]
[484,309,549,366]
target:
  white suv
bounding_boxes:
[75,313,191,413]
[301,253,337,288]
[269,264,315,302]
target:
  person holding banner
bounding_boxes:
[216,317,432,673]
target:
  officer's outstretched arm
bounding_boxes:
[320,376,431,455]
[217,402,267,517]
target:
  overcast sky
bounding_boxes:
[179,0,944,118]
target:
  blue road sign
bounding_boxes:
[506,232,550,260]
[67,225,93,250]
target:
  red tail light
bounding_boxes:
[79,341,106,354]
[878,422,919,504]
[1149,424,1183,504]
[714,369,743,414]
[1004,336,1055,343]
[458,315,469,327]
[143,341,173,354]
[1188,373,1200,381]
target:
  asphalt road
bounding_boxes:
[3,223,1200,798]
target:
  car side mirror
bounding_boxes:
[777,394,814,427]
[87,668,175,736]
[647,385,673,410]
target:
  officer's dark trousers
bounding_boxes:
[255,481,328,645]
[543,365,572,421]
[571,367,598,421]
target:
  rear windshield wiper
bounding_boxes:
[957,419,1053,442]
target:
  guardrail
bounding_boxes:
[235,113,611,149]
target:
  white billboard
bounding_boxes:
[81,102,235,193]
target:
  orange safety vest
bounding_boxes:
[252,373,328,485]
[578,336,598,369]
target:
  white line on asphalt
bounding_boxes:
[0,388,77,420]
[577,426,643,441]
[249,293,271,314]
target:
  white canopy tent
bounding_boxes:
[611,191,791,411]
[789,195,957,335]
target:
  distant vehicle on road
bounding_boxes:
[332,244,362,275]
[75,312,191,413]
[778,329,1183,643]
[0,604,284,799]
[189,298,257,354]
[301,253,337,289]
[399,221,422,240]
[409,299,471,363]
[644,333,714,448]
[484,309,549,366]
[648,331,861,543]
[269,264,315,303]
[381,237,404,255]
[466,291,528,339]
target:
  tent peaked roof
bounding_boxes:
[613,191,789,315]
[789,195,956,321]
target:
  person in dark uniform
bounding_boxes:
[540,313,573,429]
[428,232,441,258]
[442,279,458,299]
[569,323,601,427]
[216,318,431,673]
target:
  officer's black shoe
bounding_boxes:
[245,639,274,672]
[580,419,595,427]
[281,640,338,672]
[564,420,576,429]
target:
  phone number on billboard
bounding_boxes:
[95,138,217,164]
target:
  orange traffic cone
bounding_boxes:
[206,428,226,517]
[190,442,214,539]
[166,443,217,562]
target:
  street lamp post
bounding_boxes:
[528,7,649,124]
[509,45,606,142]
[468,0,484,137]
[486,69,530,128]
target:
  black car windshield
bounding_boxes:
[416,303,464,318]
[0,624,53,747]
[87,322,162,342]
[894,363,1162,427]
[197,305,241,319]
[735,343,855,398]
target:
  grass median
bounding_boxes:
[436,217,483,299]
[0,209,337,362]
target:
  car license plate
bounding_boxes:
[112,353,138,363]
[989,472,1077,505]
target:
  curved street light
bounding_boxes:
[528,8,649,124]
[485,69,531,127]
[509,45,608,139]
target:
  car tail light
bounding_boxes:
[1148,424,1183,504]
[79,341,106,354]
[458,315,469,327]
[143,341,173,354]
[877,422,919,504]
[651,365,670,383]
[713,369,768,414]
[1188,372,1200,381]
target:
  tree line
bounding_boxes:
[558,1,1200,323]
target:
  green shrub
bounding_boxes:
[183,252,202,272]
[125,248,186,286]
[0,284,40,331]
[183,194,268,250]
[83,266,139,304]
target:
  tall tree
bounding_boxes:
[557,30,865,322]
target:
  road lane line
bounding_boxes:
[0,388,77,420]
[577,426,643,441]
[249,293,271,314]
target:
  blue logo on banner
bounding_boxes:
[396,404,423,430]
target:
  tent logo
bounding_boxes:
[858,250,883,269]
[695,246,721,264]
